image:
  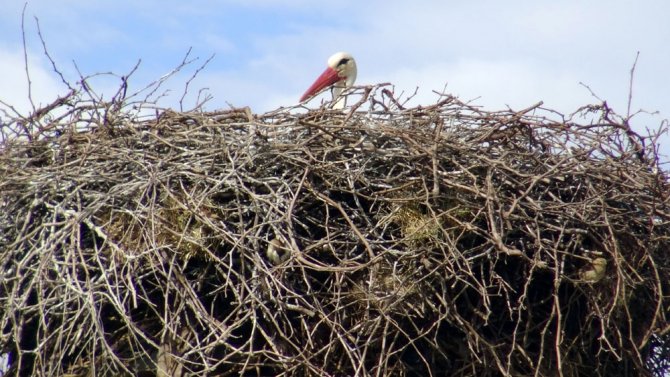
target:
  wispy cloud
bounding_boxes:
[0,47,65,114]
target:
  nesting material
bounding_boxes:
[1,86,669,376]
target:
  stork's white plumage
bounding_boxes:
[300,52,357,109]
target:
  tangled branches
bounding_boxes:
[0,86,669,376]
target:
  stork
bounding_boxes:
[300,52,357,109]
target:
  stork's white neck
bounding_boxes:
[331,84,347,109]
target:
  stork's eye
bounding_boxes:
[337,58,350,66]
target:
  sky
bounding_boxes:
[0,0,668,157]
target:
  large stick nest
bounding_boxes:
[1,85,669,376]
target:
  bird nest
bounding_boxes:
[1,85,669,376]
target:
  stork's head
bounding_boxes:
[300,52,357,103]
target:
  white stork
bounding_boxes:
[300,52,357,109]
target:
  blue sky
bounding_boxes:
[1,0,669,156]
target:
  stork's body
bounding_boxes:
[300,52,357,109]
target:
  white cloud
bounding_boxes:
[0,47,66,115]
[368,59,594,113]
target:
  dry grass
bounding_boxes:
[1,83,669,376]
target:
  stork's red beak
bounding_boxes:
[300,67,342,102]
